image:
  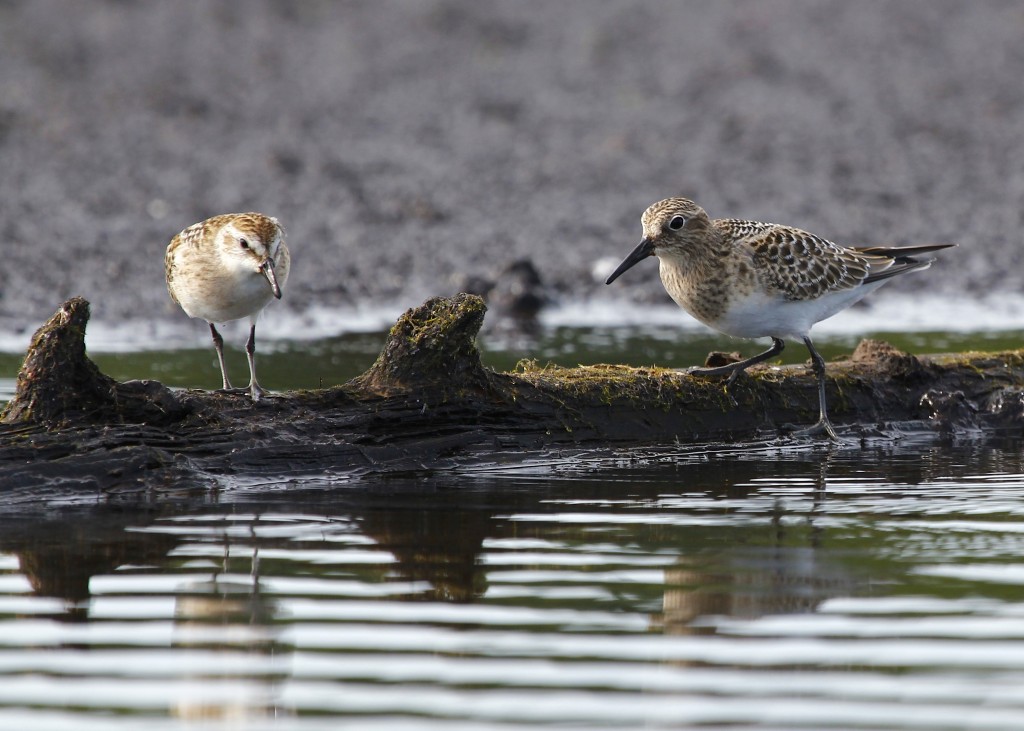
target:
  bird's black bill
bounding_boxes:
[261,258,282,299]
[605,237,655,285]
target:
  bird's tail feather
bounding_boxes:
[855,243,954,285]
[855,243,956,260]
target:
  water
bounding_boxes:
[3,323,1024,729]
[3,442,1024,729]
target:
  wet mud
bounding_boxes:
[0,1,1022,335]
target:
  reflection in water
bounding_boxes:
[659,449,850,634]
[357,491,499,603]
[0,507,182,619]
[660,549,857,636]
[2,440,1024,727]
[172,529,292,723]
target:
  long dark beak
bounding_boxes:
[605,237,655,284]
[260,257,283,299]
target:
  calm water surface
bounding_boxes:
[3,326,1024,729]
[3,443,1024,729]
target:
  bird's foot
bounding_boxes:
[792,418,841,442]
[688,364,743,380]
[685,366,742,406]
[248,382,272,403]
[215,386,250,396]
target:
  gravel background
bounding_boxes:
[2,0,1023,333]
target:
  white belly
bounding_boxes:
[687,283,884,340]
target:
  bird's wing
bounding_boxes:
[719,219,882,301]
[164,216,228,305]
[163,230,191,306]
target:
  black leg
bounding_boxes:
[245,323,265,402]
[796,335,840,440]
[690,337,786,386]
[209,322,234,391]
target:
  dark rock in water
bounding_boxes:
[920,390,980,433]
[452,259,549,327]
[984,387,1024,426]
[489,259,547,321]
[450,273,494,299]
[852,339,925,381]
[704,351,744,368]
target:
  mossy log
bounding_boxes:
[2,295,1024,497]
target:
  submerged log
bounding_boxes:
[1,298,190,428]
[2,294,1024,497]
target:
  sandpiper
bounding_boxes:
[605,197,954,439]
[165,212,291,402]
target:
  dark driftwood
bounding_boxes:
[2,295,1024,496]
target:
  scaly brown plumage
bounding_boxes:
[606,197,954,439]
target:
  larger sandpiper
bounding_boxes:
[606,197,954,439]
[165,212,291,402]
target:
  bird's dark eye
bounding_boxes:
[668,216,686,231]
[239,238,249,249]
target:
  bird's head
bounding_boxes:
[606,198,711,284]
[217,213,287,298]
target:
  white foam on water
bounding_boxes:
[0,293,1022,354]
[541,293,1024,335]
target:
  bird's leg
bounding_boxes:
[210,322,249,395]
[245,322,266,402]
[690,337,786,386]
[794,336,840,441]
[210,323,236,391]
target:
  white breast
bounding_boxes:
[171,266,277,324]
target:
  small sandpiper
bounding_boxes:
[606,197,954,439]
[165,212,291,402]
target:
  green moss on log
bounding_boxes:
[351,293,495,398]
